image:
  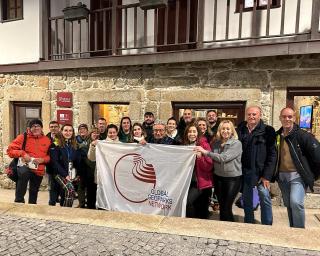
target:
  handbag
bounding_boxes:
[5,132,27,182]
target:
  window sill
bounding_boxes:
[1,17,24,23]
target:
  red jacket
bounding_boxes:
[7,131,51,176]
[195,136,213,190]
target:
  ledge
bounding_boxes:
[1,40,320,73]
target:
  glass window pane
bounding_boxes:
[244,0,254,8]
[259,0,269,6]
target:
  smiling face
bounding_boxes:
[49,123,60,136]
[107,128,118,140]
[246,107,261,127]
[219,123,233,141]
[197,120,207,135]
[207,111,217,125]
[279,108,296,131]
[62,125,74,140]
[30,124,43,137]
[78,127,88,137]
[153,124,166,140]
[187,126,198,144]
[121,118,131,133]
[166,119,177,133]
[133,125,143,138]
[183,109,193,124]
[98,119,107,133]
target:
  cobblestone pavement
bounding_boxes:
[0,215,319,256]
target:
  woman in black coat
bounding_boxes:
[50,124,81,207]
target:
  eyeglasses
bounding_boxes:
[31,125,42,128]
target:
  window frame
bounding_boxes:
[12,101,42,138]
[235,0,281,13]
[1,0,23,22]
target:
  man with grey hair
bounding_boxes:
[149,120,176,145]
[275,107,320,228]
[236,106,277,225]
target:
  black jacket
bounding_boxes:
[275,124,320,191]
[50,144,82,178]
[237,120,277,183]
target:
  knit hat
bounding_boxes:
[29,119,43,128]
[78,123,88,131]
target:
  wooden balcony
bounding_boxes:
[2,0,320,72]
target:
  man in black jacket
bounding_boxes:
[275,107,320,228]
[237,106,277,225]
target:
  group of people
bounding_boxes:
[6,106,320,229]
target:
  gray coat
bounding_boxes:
[208,138,242,178]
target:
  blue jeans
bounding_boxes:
[278,176,305,228]
[242,173,273,225]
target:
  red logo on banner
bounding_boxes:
[57,110,73,124]
[114,153,156,203]
[57,92,73,107]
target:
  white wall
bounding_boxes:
[0,0,41,65]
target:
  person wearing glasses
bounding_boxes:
[7,119,51,204]
[149,120,176,145]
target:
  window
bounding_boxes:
[157,0,198,51]
[13,102,42,138]
[91,102,129,126]
[1,0,23,21]
[236,0,281,12]
[172,101,246,127]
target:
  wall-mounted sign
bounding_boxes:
[57,92,73,107]
[57,110,73,124]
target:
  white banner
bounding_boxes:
[96,142,196,217]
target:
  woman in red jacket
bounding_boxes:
[183,123,213,219]
[7,119,51,204]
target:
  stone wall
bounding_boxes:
[1,54,320,173]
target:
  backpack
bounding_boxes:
[5,133,27,182]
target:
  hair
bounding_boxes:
[153,120,166,128]
[215,120,238,141]
[144,112,154,117]
[89,127,100,141]
[195,117,213,136]
[246,106,262,115]
[106,124,118,133]
[57,124,77,149]
[98,117,107,122]
[206,110,217,115]
[167,117,177,125]
[280,107,295,116]
[182,123,201,145]
[131,122,147,139]
[49,120,59,126]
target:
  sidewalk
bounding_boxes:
[1,187,320,228]
[1,187,320,253]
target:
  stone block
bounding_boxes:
[272,88,287,129]
[0,90,3,99]
[144,77,200,90]
[155,67,186,77]
[52,82,66,90]
[144,102,159,119]
[37,77,49,89]
[77,89,143,102]
[146,90,161,101]
[159,102,173,121]
[0,78,6,85]
[128,102,142,122]
[255,56,298,70]
[208,70,269,87]
[271,69,320,87]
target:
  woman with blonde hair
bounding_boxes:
[196,120,242,222]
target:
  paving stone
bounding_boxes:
[0,215,319,256]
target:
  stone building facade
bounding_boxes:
[1,54,320,172]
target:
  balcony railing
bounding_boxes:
[47,0,320,61]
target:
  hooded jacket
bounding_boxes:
[7,130,51,176]
[275,124,320,191]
